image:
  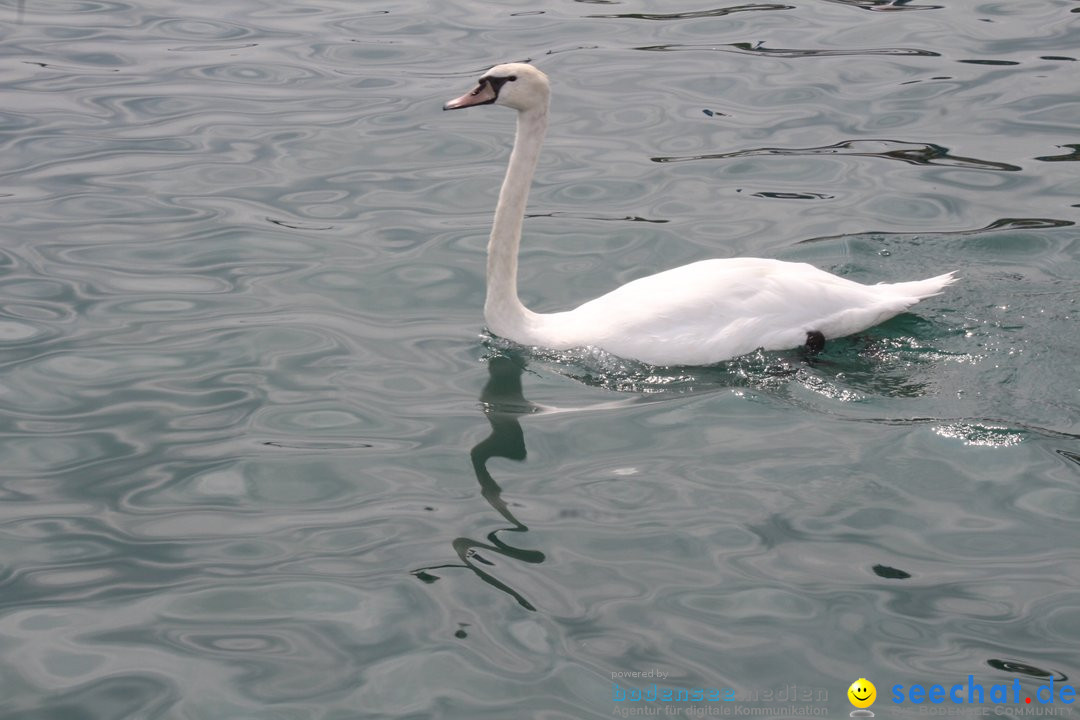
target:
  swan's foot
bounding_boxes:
[805,330,826,354]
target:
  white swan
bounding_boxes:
[444,63,955,366]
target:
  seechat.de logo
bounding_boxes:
[848,678,877,717]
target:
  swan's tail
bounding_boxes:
[881,271,957,300]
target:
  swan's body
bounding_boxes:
[445,63,955,366]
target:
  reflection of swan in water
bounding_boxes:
[412,353,544,611]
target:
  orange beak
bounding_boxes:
[444,80,497,110]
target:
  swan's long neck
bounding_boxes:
[484,105,548,338]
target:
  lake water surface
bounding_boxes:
[1,1,1079,718]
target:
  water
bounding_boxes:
[1,1,1078,718]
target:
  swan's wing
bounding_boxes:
[546,259,929,365]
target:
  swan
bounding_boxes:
[444,63,955,366]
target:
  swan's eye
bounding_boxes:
[508,75,517,81]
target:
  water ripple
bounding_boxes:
[823,0,944,10]
[654,139,1023,171]
[635,41,940,57]
[588,4,795,20]
[2,1,1080,717]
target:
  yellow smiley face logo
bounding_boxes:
[848,678,876,708]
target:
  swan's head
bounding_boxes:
[443,63,549,113]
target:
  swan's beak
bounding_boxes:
[443,80,497,110]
